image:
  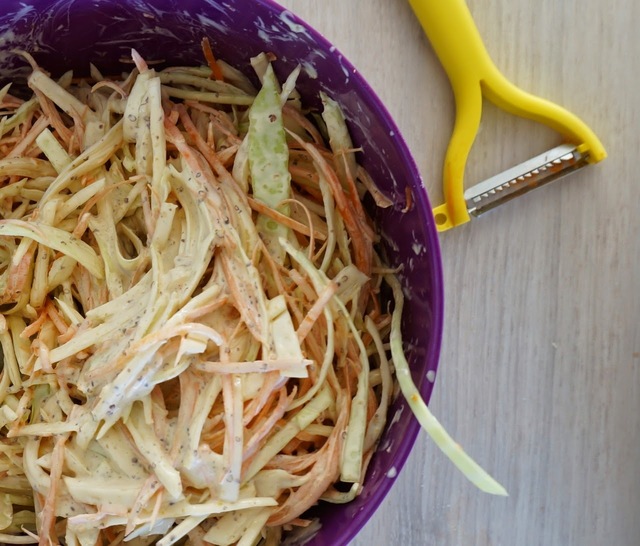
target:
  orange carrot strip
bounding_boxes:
[7,114,50,159]
[286,130,372,277]
[46,300,69,335]
[296,281,336,343]
[31,88,73,147]
[201,37,224,81]
[402,185,414,213]
[246,196,326,243]
[39,435,68,546]
[20,308,48,339]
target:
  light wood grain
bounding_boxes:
[278,1,640,544]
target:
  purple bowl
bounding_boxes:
[0,1,444,543]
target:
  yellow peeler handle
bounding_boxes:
[408,0,607,232]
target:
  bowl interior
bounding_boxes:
[0,1,444,543]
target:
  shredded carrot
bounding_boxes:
[247,196,326,243]
[402,184,414,213]
[38,435,67,546]
[20,309,47,339]
[201,37,225,81]
[45,300,69,335]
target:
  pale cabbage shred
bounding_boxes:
[0,49,505,545]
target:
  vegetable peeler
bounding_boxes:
[408,0,607,232]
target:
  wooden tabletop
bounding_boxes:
[278,1,639,544]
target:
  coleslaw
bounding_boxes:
[0,44,504,546]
